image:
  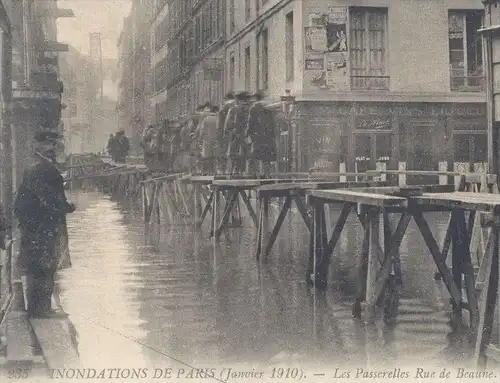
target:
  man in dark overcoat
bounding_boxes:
[114,130,130,163]
[245,91,277,177]
[226,91,252,175]
[14,130,76,318]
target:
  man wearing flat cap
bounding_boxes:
[14,129,76,318]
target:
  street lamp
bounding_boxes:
[281,90,296,173]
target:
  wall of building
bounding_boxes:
[301,0,484,98]
[150,0,168,124]
[225,0,484,102]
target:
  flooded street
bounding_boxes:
[55,189,465,374]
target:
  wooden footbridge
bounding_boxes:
[62,158,500,368]
[3,155,499,371]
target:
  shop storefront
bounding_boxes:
[297,101,486,181]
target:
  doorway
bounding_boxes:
[354,132,393,174]
[402,121,446,185]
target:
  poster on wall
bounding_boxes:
[305,55,324,71]
[304,6,349,91]
[305,26,327,52]
[325,52,349,90]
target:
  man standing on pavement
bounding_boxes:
[14,130,76,318]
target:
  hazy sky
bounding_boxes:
[56,0,132,59]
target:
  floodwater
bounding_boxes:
[50,189,475,378]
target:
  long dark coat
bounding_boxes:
[246,102,277,162]
[217,101,235,159]
[226,102,251,159]
[14,155,74,275]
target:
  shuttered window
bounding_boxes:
[349,7,388,90]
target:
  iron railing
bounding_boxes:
[351,76,390,90]
[450,75,485,92]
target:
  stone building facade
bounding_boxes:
[117,0,153,156]
[226,0,486,178]
[152,0,225,124]
[10,0,72,186]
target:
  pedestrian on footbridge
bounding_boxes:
[106,134,116,161]
[114,129,130,164]
[14,129,76,318]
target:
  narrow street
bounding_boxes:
[42,189,468,377]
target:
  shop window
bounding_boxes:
[454,133,487,163]
[350,7,389,90]
[449,10,484,92]
[355,134,372,172]
[375,133,392,162]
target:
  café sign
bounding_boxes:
[356,116,392,130]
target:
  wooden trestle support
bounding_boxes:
[306,174,500,368]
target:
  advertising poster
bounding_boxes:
[325,52,349,90]
[304,55,324,71]
[304,6,350,91]
[304,26,327,52]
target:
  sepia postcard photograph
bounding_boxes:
[0,0,499,382]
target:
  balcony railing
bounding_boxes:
[450,75,485,92]
[351,76,390,90]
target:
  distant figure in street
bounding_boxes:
[14,130,76,318]
[107,134,115,160]
[114,130,130,163]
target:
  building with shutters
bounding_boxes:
[150,0,225,124]
[226,0,487,181]
[117,0,153,156]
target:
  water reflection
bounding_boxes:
[54,190,468,371]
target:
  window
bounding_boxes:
[229,0,235,34]
[262,29,269,90]
[229,53,235,91]
[154,57,167,92]
[285,12,294,81]
[245,46,251,91]
[245,0,251,22]
[454,133,487,163]
[350,7,389,90]
[449,11,484,92]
